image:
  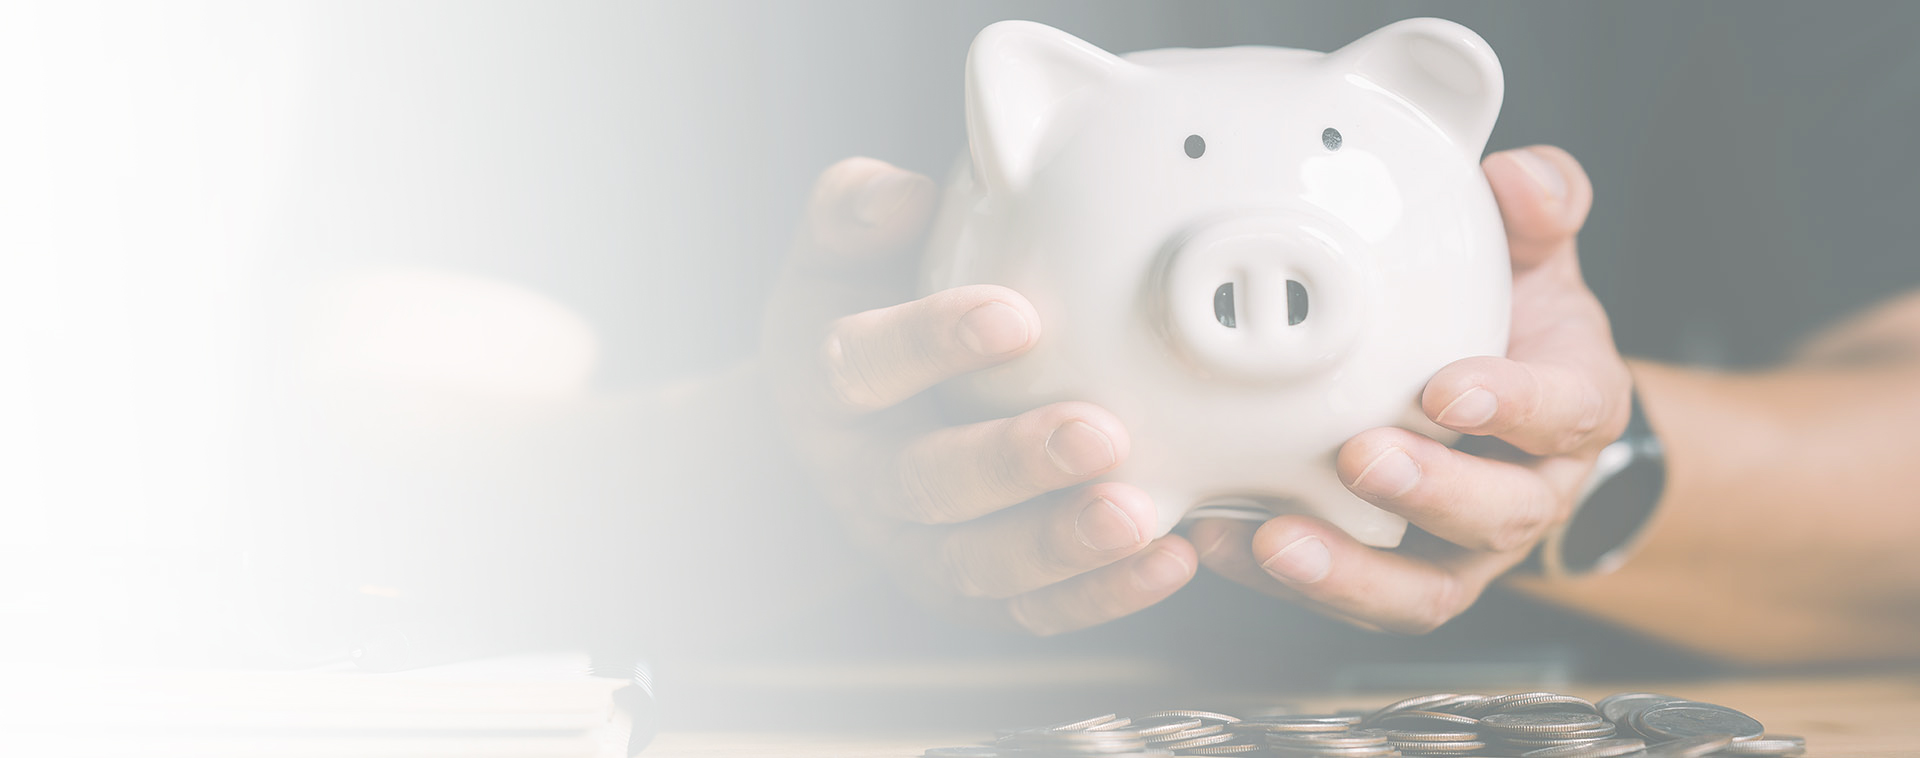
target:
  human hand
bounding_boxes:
[1189,146,1627,633]
[761,157,1196,635]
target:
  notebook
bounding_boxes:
[0,653,639,758]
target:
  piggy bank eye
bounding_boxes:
[1213,283,1236,327]
[1185,134,1206,159]
[1321,127,1343,152]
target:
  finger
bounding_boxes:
[883,401,1127,524]
[1247,516,1485,634]
[1192,518,1295,597]
[903,482,1155,599]
[794,157,938,268]
[1482,145,1593,272]
[1336,427,1564,553]
[818,284,1039,413]
[997,536,1196,636]
[1189,518,1385,632]
[1421,355,1626,456]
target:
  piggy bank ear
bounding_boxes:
[966,21,1131,194]
[1328,18,1504,155]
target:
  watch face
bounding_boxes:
[1560,456,1668,575]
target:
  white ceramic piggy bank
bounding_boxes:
[920,18,1512,547]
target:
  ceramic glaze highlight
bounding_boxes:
[921,18,1512,546]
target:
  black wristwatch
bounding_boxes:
[1521,387,1668,579]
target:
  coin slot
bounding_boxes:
[1286,279,1308,326]
[1213,282,1236,328]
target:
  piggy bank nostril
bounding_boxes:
[1287,279,1308,326]
[1214,283,1237,328]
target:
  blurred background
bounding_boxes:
[5,0,1917,729]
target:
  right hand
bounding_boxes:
[761,157,1196,635]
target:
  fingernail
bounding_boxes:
[1262,536,1330,584]
[1132,547,1192,592]
[957,301,1030,356]
[1350,447,1421,499]
[1437,387,1499,428]
[1074,497,1142,552]
[1509,149,1567,201]
[1045,420,1116,476]
[852,171,927,227]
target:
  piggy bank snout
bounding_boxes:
[1159,216,1368,381]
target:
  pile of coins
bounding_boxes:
[923,691,1808,758]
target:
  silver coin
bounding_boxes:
[1480,712,1608,735]
[1498,722,1618,743]
[953,692,1798,758]
[1429,695,1495,715]
[1634,702,1764,741]
[1050,714,1122,732]
[1519,738,1648,758]
[1365,693,1474,722]
[1376,711,1479,729]
[1159,732,1236,750]
[1233,723,1354,735]
[1269,729,1391,748]
[1722,734,1807,757]
[1642,733,1735,758]
[1447,692,1531,717]
[1150,725,1225,745]
[1381,730,1478,742]
[1134,710,1242,724]
[1133,718,1205,738]
[1497,740,1620,752]
[1242,715,1363,726]
[1177,744,1263,756]
[1268,746,1399,758]
[1498,738,1613,751]
[1597,693,1683,725]
[1470,692,1598,717]
[1236,716,1364,734]
[1389,740,1487,755]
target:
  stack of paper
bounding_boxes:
[0,654,637,758]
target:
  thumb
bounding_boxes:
[795,157,939,269]
[1483,145,1594,271]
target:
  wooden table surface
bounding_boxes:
[645,673,1920,757]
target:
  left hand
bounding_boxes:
[1189,145,1629,634]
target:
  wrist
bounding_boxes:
[1523,362,1668,579]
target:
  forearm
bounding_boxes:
[1510,350,1920,663]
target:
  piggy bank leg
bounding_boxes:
[1184,498,1278,526]
[1159,492,1291,537]
[1288,473,1410,548]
